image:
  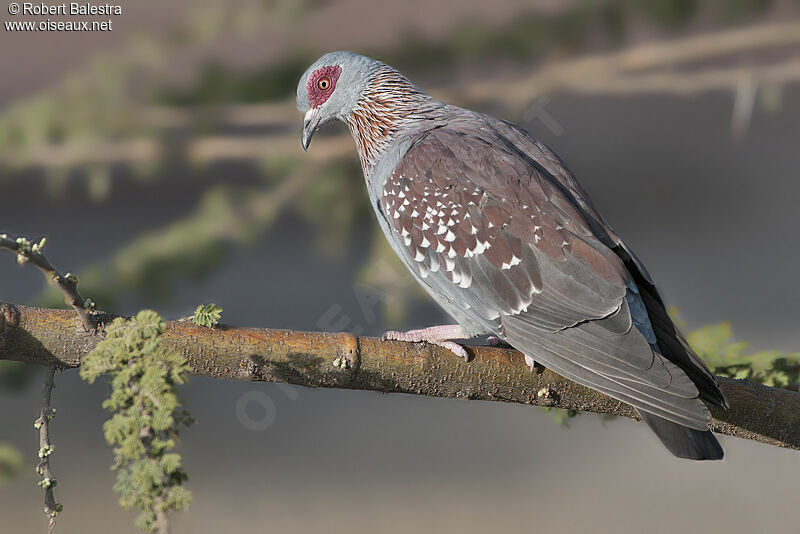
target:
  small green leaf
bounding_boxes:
[190,303,222,328]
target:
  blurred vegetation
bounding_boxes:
[688,322,800,389]
[154,0,782,107]
[0,441,24,485]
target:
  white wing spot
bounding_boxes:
[501,256,522,270]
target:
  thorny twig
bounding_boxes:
[0,235,97,332]
[35,366,62,533]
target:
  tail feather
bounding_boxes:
[639,410,723,460]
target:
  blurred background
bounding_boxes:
[2,1,800,532]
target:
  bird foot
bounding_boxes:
[382,324,471,361]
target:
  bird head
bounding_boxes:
[296,51,384,150]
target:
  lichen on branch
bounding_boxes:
[81,310,193,534]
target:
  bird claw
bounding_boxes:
[437,341,470,361]
[381,330,399,342]
[382,326,471,362]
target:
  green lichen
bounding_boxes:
[81,310,194,533]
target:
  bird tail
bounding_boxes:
[639,410,723,460]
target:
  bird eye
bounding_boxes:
[317,77,331,91]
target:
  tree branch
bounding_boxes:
[35,366,61,533]
[0,236,97,332]
[2,303,799,452]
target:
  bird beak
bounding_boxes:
[302,108,322,151]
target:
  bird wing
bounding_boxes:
[379,116,712,429]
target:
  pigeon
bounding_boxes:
[297,51,727,460]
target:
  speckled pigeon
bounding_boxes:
[296,51,727,460]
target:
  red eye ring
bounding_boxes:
[307,65,341,107]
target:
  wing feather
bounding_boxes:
[376,112,723,427]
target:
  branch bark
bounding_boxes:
[2,302,799,452]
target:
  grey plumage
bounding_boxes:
[297,52,727,460]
